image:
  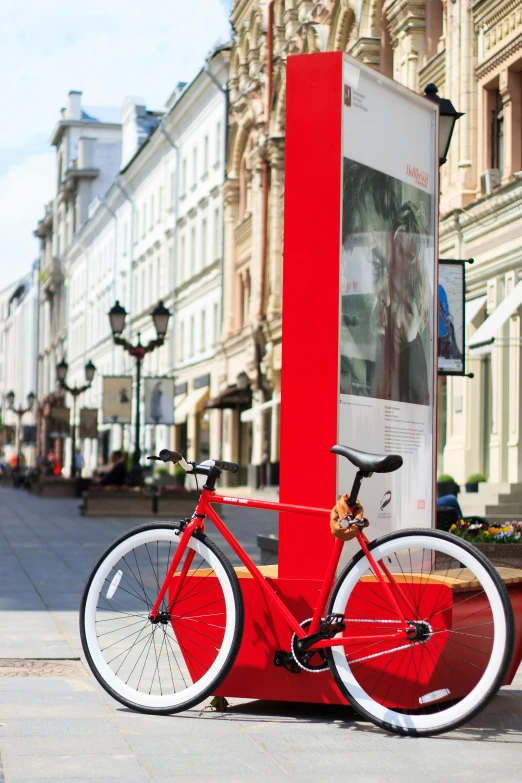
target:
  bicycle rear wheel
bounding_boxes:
[326,529,514,736]
[80,522,243,714]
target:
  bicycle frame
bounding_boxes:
[150,488,416,650]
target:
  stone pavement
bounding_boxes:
[0,486,521,782]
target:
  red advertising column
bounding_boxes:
[279,52,344,580]
[280,52,439,580]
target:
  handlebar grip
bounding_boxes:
[213,459,239,474]
[158,449,183,463]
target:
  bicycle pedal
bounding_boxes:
[274,651,301,674]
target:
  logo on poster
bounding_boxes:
[406,164,429,189]
[380,491,392,511]
[344,85,352,107]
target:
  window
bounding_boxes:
[215,122,221,165]
[491,90,504,174]
[204,135,209,175]
[158,187,163,222]
[213,207,220,259]
[192,148,198,185]
[135,209,139,242]
[179,321,184,362]
[141,269,145,311]
[142,204,146,237]
[171,171,176,205]
[213,302,219,346]
[181,160,186,196]
[150,195,154,229]
[157,256,162,298]
[180,234,186,283]
[149,264,153,305]
[123,222,128,256]
[190,227,196,276]
[201,218,207,267]
[201,311,206,352]
[189,315,194,357]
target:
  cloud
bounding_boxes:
[0,153,55,285]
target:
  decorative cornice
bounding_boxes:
[476,31,522,79]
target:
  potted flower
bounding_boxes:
[465,473,487,493]
[437,473,459,498]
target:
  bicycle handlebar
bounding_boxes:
[147,450,239,475]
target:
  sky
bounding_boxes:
[0,0,232,289]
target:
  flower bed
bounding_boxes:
[450,519,522,544]
[449,520,522,569]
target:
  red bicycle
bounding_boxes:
[80,446,514,736]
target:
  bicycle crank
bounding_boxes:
[290,618,331,673]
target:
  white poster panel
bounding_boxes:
[102,376,132,423]
[144,378,175,425]
[438,261,464,374]
[339,56,438,542]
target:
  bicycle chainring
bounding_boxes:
[291,619,329,673]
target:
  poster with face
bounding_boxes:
[338,56,438,541]
[144,378,174,425]
[438,262,465,374]
[102,377,132,423]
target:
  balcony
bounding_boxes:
[40,257,64,297]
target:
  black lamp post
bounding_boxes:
[424,83,464,166]
[56,358,96,477]
[6,390,35,465]
[108,300,171,484]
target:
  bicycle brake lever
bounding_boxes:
[147,456,164,461]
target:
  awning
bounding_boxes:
[174,387,209,425]
[240,395,281,423]
[206,385,252,410]
[469,281,522,354]
[465,295,487,325]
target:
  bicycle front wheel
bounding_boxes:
[326,529,514,736]
[80,523,243,714]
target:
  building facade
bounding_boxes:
[438,0,522,510]
[34,91,122,464]
[0,265,39,465]
[62,47,229,476]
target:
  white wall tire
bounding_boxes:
[326,529,514,736]
[80,523,243,714]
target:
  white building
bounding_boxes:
[34,91,122,465]
[0,264,39,465]
[64,45,230,476]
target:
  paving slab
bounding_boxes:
[0,487,521,782]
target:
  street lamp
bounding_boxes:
[424,83,464,166]
[6,390,35,466]
[56,358,96,478]
[108,300,171,483]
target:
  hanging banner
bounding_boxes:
[102,376,132,424]
[144,378,175,425]
[23,425,37,445]
[438,260,465,375]
[2,425,15,445]
[49,407,70,438]
[79,408,98,438]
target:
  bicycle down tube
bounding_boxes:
[150,488,411,646]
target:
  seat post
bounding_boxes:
[348,470,371,509]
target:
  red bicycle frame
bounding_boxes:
[150,488,416,649]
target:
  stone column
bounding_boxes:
[457,0,476,199]
[500,69,522,185]
[267,139,285,320]
[222,179,239,340]
[488,276,509,483]
[249,146,264,324]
